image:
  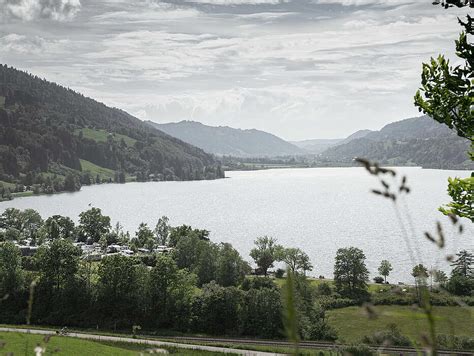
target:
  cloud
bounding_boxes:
[314,0,413,6]
[184,0,287,4]
[1,0,81,21]
[1,0,465,139]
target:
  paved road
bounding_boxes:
[0,327,285,356]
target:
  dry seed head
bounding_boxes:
[420,333,433,350]
[448,213,458,225]
[424,232,436,243]
[362,302,378,320]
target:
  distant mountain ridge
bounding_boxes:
[147,120,304,157]
[319,116,473,170]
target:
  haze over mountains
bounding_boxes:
[149,117,473,170]
[291,130,373,154]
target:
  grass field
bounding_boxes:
[327,305,474,343]
[0,332,235,355]
[0,180,16,190]
[80,159,116,180]
[77,128,137,147]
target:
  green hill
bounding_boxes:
[0,65,223,198]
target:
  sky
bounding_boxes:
[0,0,470,140]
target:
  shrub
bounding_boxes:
[316,282,332,296]
[373,276,384,284]
[339,344,375,356]
[275,268,285,278]
[371,292,416,306]
[318,296,358,309]
[446,275,474,296]
[240,276,276,291]
[361,323,411,347]
[437,334,474,351]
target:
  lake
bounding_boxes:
[1,167,472,282]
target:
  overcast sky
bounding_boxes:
[0,0,470,140]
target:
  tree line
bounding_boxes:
[0,208,472,340]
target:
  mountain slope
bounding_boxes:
[147,120,304,157]
[338,129,373,145]
[319,116,473,169]
[0,65,223,196]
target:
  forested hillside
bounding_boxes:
[0,65,223,199]
[320,116,473,169]
[148,120,304,157]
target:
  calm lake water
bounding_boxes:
[1,167,472,282]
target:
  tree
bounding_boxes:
[250,236,282,276]
[378,260,393,283]
[148,254,196,328]
[431,0,473,8]
[450,250,473,277]
[240,287,283,338]
[333,247,369,300]
[0,242,23,297]
[43,215,75,240]
[64,173,79,191]
[97,255,146,326]
[134,223,155,251]
[193,282,243,334]
[78,208,111,243]
[433,270,448,288]
[412,263,429,288]
[35,239,81,293]
[414,15,473,221]
[446,273,474,296]
[154,216,170,246]
[216,243,250,287]
[280,248,313,276]
[0,208,43,239]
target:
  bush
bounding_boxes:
[447,275,474,296]
[240,276,276,291]
[371,292,416,306]
[275,268,285,278]
[361,323,411,347]
[373,276,384,284]
[339,344,375,356]
[316,282,332,296]
[318,296,358,309]
[437,334,474,351]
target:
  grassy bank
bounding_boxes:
[0,332,236,355]
[327,305,474,344]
